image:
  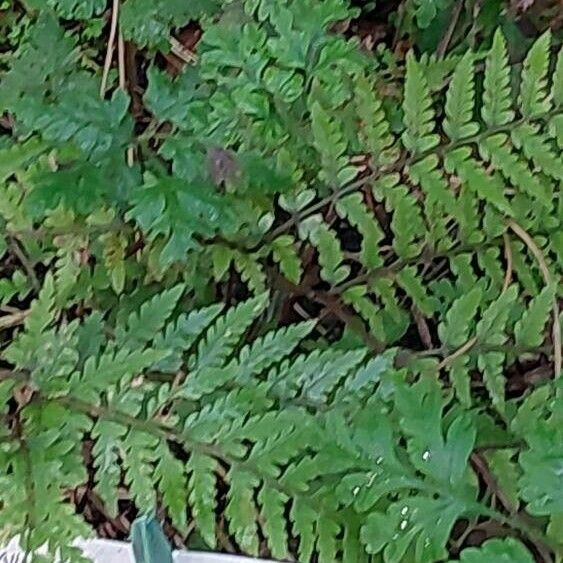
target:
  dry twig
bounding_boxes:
[100,0,121,98]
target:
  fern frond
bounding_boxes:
[271,235,302,284]
[290,498,317,562]
[511,123,563,182]
[482,30,514,127]
[123,430,160,512]
[235,321,315,377]
[514,284,555,348]
[226,469,260,556]
[452,538,535,563]
[299,215,349,285]
[336,193,384,269]
[479,133,552,208]
[409,155,456,215]
[438,287,481,403]
[353,73,397,166]
[153,303,223,371]
[311,102,357,188]
[444,147,512,215]
[258,487,288,560]
[402,52,439,153]
[186,452,217,548]
[116,285,185,348]
[519,31,552,118]
[476,286,518,412]
[193,293,268,370]
[444,53,478,141]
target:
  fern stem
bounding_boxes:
[436,336,478,370]
[501,233,513,293]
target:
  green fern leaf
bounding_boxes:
[479,134,552,208]
[311,102,357,188]
[353,73,397,165]
[485,449,520,508]
[409,155,456,213]
[343,520,367,563]
[383,181,426,259]
[514,284,555,348]
[290,498,317,562]
[402,52,439,153]
[438,287,481,403]
[271,235,302,284]
[76,347,164,397]
[299,215,349,285]
[342,286,386,342]
[101,232,127,295]
[476,286,518,412]
[363,497,465,563]
[445,147,512,215]
[187,452,217,548]
[519,31,552,117]
[301,349,368,401]
[451,538,535,562]
[444,53,478,141]
[121,0,220,49]
[123,430,159,512]
[396,266,436,317]
[317,517,340,563]
[439,287,481,348]
[235,321,315,377]
[258,487,288,560]
[92,420,126,515]
[226,469,260,556]
[0,138,48,183]
[232,250,267,294]
[482,30,514,127]
[511,123,563,182]
[48,0,106,18]
[340,353,393,396]
[155,443,187,529]
[194,293,268,370]
[117,285,184,347]
[336,193,384,269]
[477,247,505,296]
[24,273,57,337]
[153,303,223,371]
[126,175,235,265]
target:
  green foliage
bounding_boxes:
[0,1,562,562]
[120,0,221,49]
[451,538,535,563]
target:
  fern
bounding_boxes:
[0,2,562,561]
[4,277,557,560]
